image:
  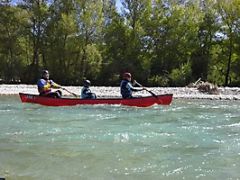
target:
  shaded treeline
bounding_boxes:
[0,0,240,86]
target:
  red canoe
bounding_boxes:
[19,93,173,107]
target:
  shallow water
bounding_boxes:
[0,96,240,180]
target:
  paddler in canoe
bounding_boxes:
[120,72,146,99]
[37,70,62,98]
[81,79,96,99]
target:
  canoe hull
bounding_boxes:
[19,93,173,107]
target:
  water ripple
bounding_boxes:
[1,97,240,179]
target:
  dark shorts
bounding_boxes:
[122,94,133,99]
[82,93,96,99]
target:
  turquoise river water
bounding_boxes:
[0,95,240,180]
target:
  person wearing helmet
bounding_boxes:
[37,70,62,98]
[81,79,96,99]
[120,72,144,99]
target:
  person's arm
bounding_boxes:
[85,88,92,94]
[50,80,61,88]
[127,82,144,92]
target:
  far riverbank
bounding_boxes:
[0,84,240,100]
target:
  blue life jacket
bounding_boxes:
[120,80,132,98]
[81,86,96,99]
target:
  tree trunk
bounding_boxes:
[225,33,233,86]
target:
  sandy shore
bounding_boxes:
[1,84,240,100]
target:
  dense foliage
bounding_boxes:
[0,0,240,86]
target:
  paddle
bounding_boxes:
[61,87,79,98]
[134,81,158,98]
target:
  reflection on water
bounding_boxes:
[0,96,240,179]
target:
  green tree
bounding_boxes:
[0,3,27,82]
[216,0,240,86]
[74,0,104,82]
[191,0,219,81]
[19,0,49,82]
[109,0,152,83]
[44,0,78,84]
[1,0,240,87]
[148,0,200,86]
[101,12,129,85]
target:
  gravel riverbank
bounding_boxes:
[1,84,240,100]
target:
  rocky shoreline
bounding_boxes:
[1,84,240,100]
